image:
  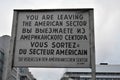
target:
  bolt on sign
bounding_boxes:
[11,9,95,68]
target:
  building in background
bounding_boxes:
[19,68,36,80]
[61,63,120,80]
[0,35,36,80]
[0,49,4,80]
[0,35,11,80]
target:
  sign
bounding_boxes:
[11,9,95,68]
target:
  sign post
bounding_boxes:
[11,8,95,79]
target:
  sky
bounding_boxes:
[0,0,120,80]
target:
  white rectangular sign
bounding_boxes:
[11,9,95,68]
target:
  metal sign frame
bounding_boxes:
[11,9,95,69]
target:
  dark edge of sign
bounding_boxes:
[14,65,92,68]
[89,9,95,68]
[11,11,19,68]
[14,8,94,12]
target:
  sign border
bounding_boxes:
[11,8,95,68]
